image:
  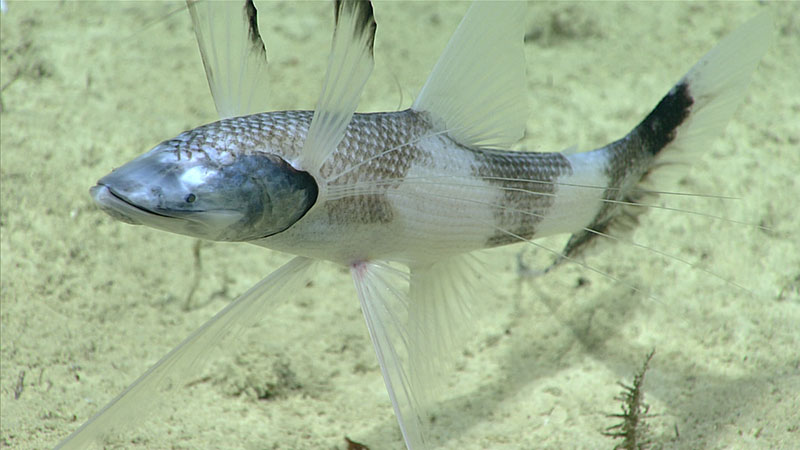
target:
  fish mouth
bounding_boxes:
[90,184,173,225]
[90,184,243,241]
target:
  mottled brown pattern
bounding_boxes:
[471,149,572,246]
[164,110,313,162]
[322,110,434,225]
[162,109,435,225]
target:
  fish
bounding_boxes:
[58,1,772,449]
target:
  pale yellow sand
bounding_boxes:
[1,2,798,449]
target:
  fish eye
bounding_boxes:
[184,193,196,203]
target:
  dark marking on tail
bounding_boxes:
[637,82,694,156]
[552,82,694,267]
[603,81,695,193]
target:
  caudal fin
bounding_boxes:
[558,12,772,263]
[643,12,773,173]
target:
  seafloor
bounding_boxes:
[1,2,798,449]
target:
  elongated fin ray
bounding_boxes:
[187,0,270,119]
[412,2,526,149]
[56,257,316,449]
[351,261,425,449]
[300,0,376,174]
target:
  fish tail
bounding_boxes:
[556,12,772,263]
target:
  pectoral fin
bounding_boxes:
[187,0,270,119]
[56,256,316,449]
[300,0,377,174]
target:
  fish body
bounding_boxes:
[91,92,673,267]
[69,1,771,449]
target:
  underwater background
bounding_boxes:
[1,2,798,448]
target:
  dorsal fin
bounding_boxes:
[412,2,527,149]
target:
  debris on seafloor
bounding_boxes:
[603,349,656,450]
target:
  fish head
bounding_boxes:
[90,137,318,242]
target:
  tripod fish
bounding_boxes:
[64,1,771,448]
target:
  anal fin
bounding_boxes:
[408,255,480,408]
[351,255,481,449]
